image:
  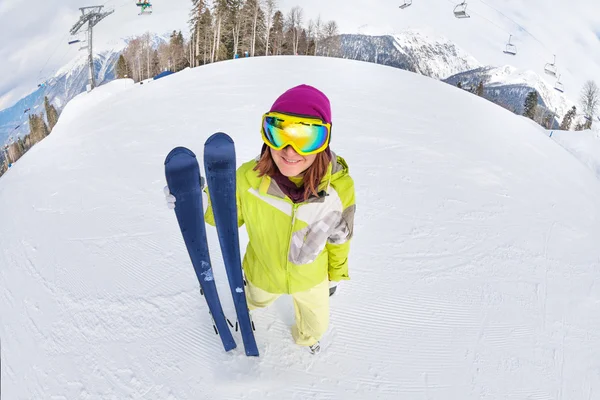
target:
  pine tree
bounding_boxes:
[199,8,213,64]
[543,112,554,129]
[270,11,285,55]
[44,96,60,132]
[29,114,42,143]
[41,116,49,137]
[476,81,484,96]
[151,50,161,76]
[523,91,538,120]
[560,106,577,130]
[169,30,188,72]
[116,54,129,78]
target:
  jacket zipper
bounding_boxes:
[286,203,299,293]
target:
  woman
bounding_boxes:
[167,84,355,354]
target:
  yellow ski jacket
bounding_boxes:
[205,151,355,294]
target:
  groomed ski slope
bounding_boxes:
[1,56,600,399]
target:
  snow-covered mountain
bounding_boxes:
[0,45,124,145]
[319,29,482,80]
[0,34,169,145]
[316,29,582,125]
[444,65,578,124]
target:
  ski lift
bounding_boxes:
[503,34,517,55]
[136,0,153,15]
[399,0,412,9]
[544,54,557,77]
[554,74,564,93]
[68,32,86,45]
[453,2,470,18]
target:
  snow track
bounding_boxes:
[1,56,599,399]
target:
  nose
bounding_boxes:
[282,145,300,157]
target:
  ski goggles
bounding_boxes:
[261,112,331,156]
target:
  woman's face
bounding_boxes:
[270,146,317,177]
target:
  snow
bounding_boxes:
[549,128,600,181]
[391,28,482,79]
[480,65,575,117]
[54,53,88,80]
[1,56,600,399]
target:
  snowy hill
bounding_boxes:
[444,65,577,122]
[550,128,600,180]
[1,56,600,399]
[321,29,481,79]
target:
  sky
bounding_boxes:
[1,0,600,111]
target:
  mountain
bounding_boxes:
[0,29,586,146]
[444,65,578,125]
[319,29,482,80]
[0,33,170,146]
[1,55,599,399]
[0,46,124,145]
[317,29,583,125]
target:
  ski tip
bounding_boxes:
[164,146,196,165]
[205,132,234,147]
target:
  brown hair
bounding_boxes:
[254,147,331,201]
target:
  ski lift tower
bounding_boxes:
[70,6,114,91]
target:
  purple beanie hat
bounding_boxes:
[269,84,332,124]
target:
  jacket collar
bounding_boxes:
[248,148,339,204]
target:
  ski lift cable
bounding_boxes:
[445,0,553,62]
[445,0,508,34]
[477,0,563,80]
[35,1,126,86]
[39,36,85,86]
[35,31,73,82]
[478,0,553,55]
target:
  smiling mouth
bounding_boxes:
[282,157,301,164]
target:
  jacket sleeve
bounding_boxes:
[326,175,355,282]
[203,178,244,228]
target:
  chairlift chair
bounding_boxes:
[454,2,470,18]
[503,34,517,55]
[68,32,86,46]
[554,75,564,93]
[544,54,557,77]
[399,0,412,9]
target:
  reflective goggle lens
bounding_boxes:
[262,115,329,154]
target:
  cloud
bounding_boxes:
[0,90,17,111]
